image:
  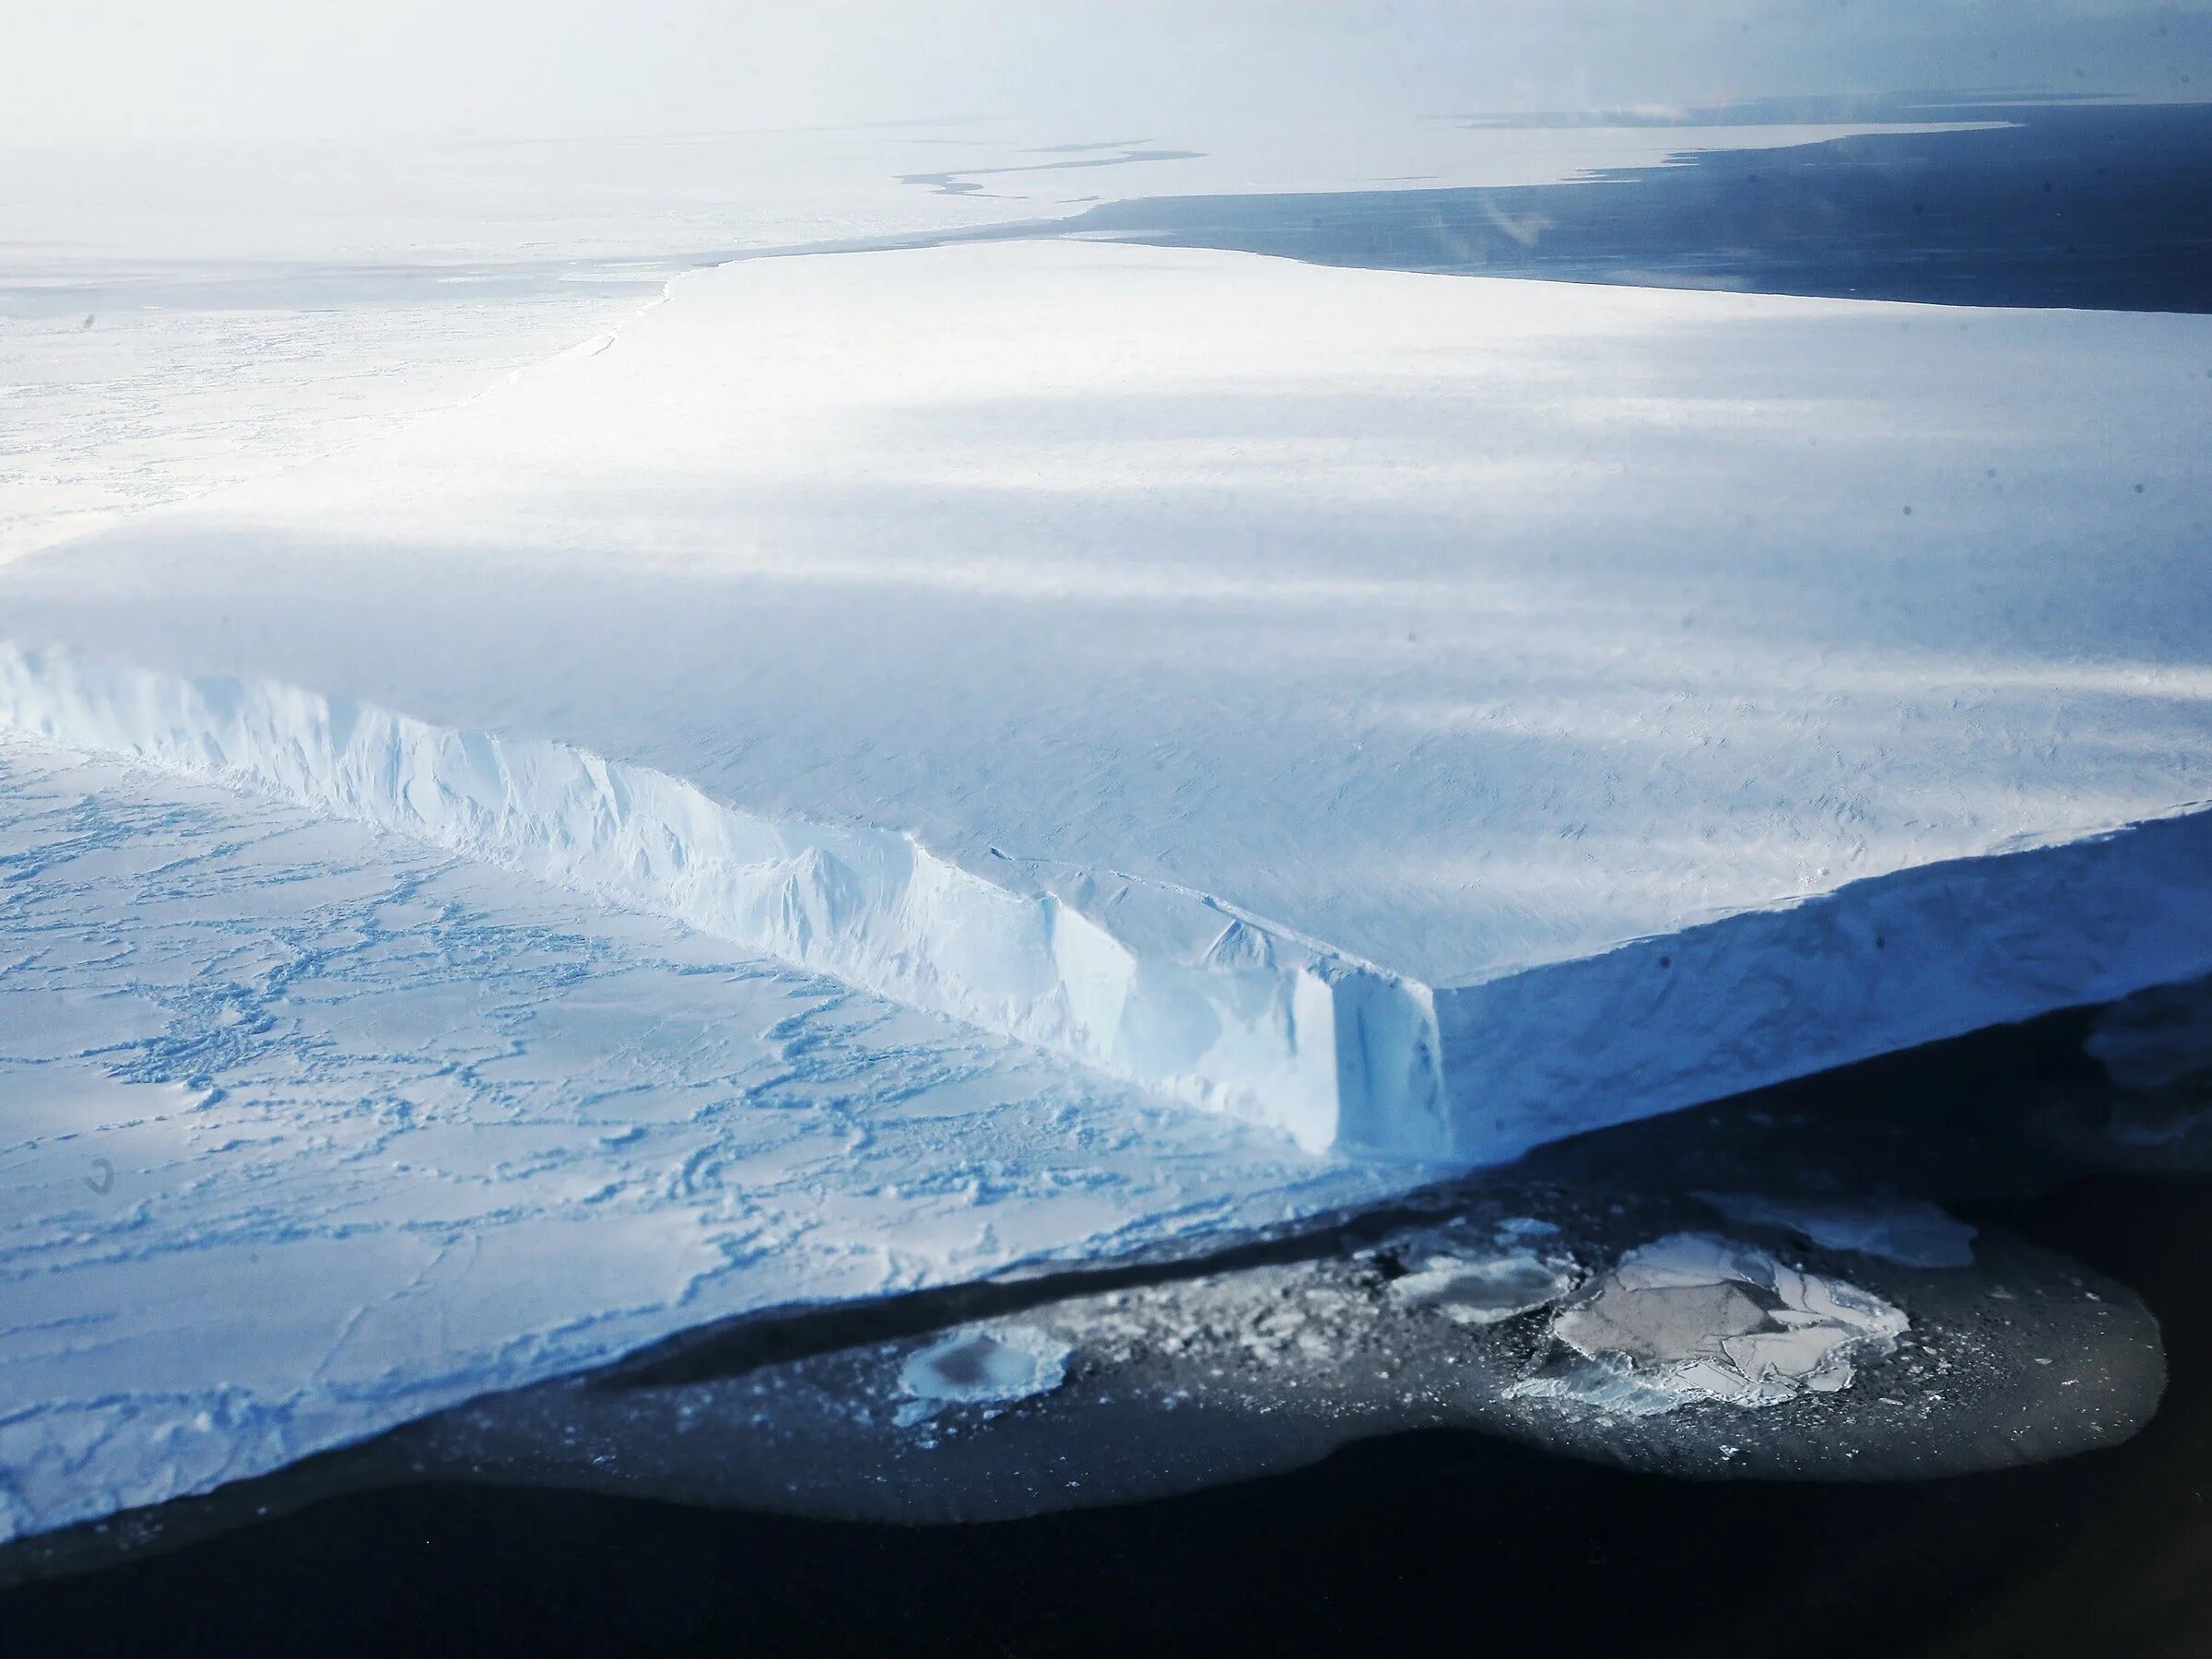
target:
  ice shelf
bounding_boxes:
[3,241,2207,1158]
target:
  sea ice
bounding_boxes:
[1382,1220,1582,1326]
[125,1194,2149,1547]
[0,733,1406,1545]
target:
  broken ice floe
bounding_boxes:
[894,1325,1073,1428]
[1508,1233,1910,1417]
[1380,1220,1582,1327]
[2085,974,2212,1092]
[1693,1194,1978,1269]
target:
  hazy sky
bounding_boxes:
[5,1,2206,142]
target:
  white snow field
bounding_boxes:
[2,115,1989,564]
[4,241,2208,1162]
[0,731,1407,1542]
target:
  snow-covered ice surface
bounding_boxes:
[0,731,1407,1543]
[6,118,1951,565]
[4,110,2207,1556]
[5,240,2207,1158]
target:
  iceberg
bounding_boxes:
[3,241,2207,1159]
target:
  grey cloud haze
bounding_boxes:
[4,2,2206,141]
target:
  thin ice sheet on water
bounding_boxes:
[1693,1193,1978,1268]
[895,1325,1073,1428]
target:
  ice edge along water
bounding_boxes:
[6,641,2210,1162]
[0,641,1409,1155]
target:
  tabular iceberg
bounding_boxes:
[3,241,2207,1159]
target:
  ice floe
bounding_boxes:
[1510,1233,1910,1416]
[1380,1220,1582,1326]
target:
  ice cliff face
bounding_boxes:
[0,642,1444,1154]
[6,641,2209,1162]
[0,731,1412,1547]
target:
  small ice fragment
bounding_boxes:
[1496,1217,1560,1240]
[1508,1233,1908,1415]
[1387,1253,1580,1327]
[1694,1192,1977,1268]
[895,1324,1071,1426]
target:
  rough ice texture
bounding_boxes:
[0,734,1406,1544]
[0,644,1391,1153]
[895,1325,1073,1428]
[1510,1232,1910,1415]
[5,241,2209,1158]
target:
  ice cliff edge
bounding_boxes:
[6,641,2209,1164]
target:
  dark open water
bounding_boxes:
[10,1166,2212,1655]
[1069,100,2212,313]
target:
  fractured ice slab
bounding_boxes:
[1509,1233,1910,1416]
[4,241,2209,1158]
[1381,1219,1582,1326]
[1386,1253,1580,1328]
[896,1325,1072,1428]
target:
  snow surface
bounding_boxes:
[5,116,1971,565]
[0,732,1406,1543]
[5,241,2207,1158]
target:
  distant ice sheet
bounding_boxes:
[0,112,2002,565]
[0,733,1403,1544]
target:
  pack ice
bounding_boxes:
[3,241,2208,1162]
